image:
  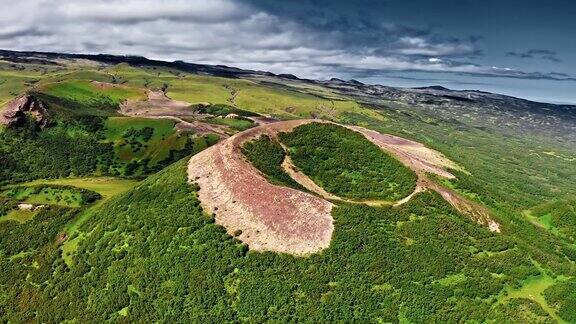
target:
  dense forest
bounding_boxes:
[0,117,114,184]
[1,160,573,322]
[0,115,214,185]
[241,135,305,190]
[279,123,417,201]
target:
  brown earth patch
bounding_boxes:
[120,90,192,117]
[187,120,334,255]
[120,90,232,138]
[342,124,500,232]
[0,94,49,127]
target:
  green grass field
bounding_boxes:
[0,175,136,224]
[10,177,139,201]
[41,79,144,105]
[3,209,36,223]
[2,186,85,207]
[498,274,567,323]
[104,117,189,166]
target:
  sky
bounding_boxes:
[0,0,574,104]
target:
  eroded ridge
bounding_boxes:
[345,124,500,232]
[345,125,459,179]
[187,120,334,255]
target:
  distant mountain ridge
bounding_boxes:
[1,48,571,107]
[1,48,575,145]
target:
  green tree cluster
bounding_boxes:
[279,123,417,200]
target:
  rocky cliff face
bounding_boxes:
[0,95,49,127]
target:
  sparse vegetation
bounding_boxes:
[2,184,102,208]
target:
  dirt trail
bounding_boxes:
[280,152,342,201]
[343,124,500,232]
[120,90,234,137]
[393,182,427,207]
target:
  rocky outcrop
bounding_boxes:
[0,94,49,128]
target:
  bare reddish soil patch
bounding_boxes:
[346,125,458,179]
[188,120,334,255]
[120,90,193,117]
[0,95,49,127]
[120,90,232,137]
[344,124,500,232]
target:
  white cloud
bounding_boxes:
[395,37,475,56]
[0,0,570,81]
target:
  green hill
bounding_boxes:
[0,51,575,322]
[1,158,574,322]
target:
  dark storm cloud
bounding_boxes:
[242,0,481,58]
[0,27,52,40]
[338,60,576,82]
[507,49,562,62]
